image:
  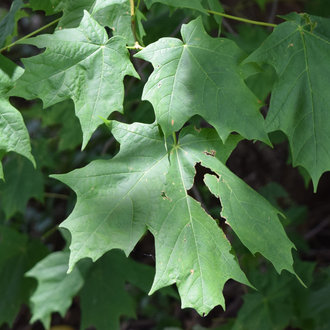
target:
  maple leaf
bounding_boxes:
[148,128,295,314]
[53,122,295,314]
[0,155,44,219]
[0,55,34,179]
[245,13,330,188]
[26,251,84,329]
[80,250,155,330]
[148,139,250,315]
[27,0,64,15]
[135,17,269,143]
[52,122,169,271]
[10,11,138,148]
[0,0,25,48]
[59,0,134,44]
[0,226,48,327]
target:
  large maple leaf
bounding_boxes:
[10,11,138,148]
[53,121,295,314]
[135,17,269,143]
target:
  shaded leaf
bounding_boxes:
[0,226,48,326]
[245,13,330,187]
[26,251,84,329]
[27,0,65,15]
[144,0,207,13]
[0,0,24,48]
[0,155,43,219]
[80,250,154,330]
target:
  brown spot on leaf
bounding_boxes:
[204,150,216,157]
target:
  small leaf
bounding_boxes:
[27,0,65,15]
[0,155,44,219]
[80,250,154,330]
[144,0,207,13]
[0,226,48,327]
[0,0,24,48]
[26,251,84,329]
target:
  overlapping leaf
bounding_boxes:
[27,0,65,15]
[11,11,138,148]
[0,155,44,219]
[59,0,134,44]
[80,250,155,330]
[26,251,84,329]
[52,122,169,271]
[144,0,207,13]
[0,55,34,179]
[245,13,330,187]
[0,0,25,48]
[0,226,48,327]
[136,18,268,143]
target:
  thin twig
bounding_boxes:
[305,217,330,240]
[44,192,69,200]
[0,17,60,53]
[222,18,237,35]
[207,9,277,27]
[267,0,279,26]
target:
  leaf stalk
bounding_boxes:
[0,17,61,53]
[207,9,278,28]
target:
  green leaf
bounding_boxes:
[58,0,134,44]
[0,155,44,219]
[0,0,24,48]
[43,101,82,151]
[204,0,223,26]
[0,55,34,178]
[52,122,169,271]
[80,250,154,330]
[144,0,207,13]
[202,169,295,275]
[0,226,48,327]
[135,18,269,143]
[27,0,65,15]
[11,11,139,148]
[245,13,330,188]
[232,274,293,330]
[148,138,250,315]
[173,129,295,276]
[26,251,84,329]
